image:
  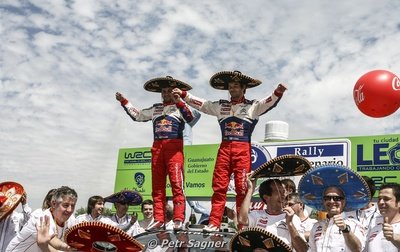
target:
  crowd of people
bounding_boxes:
[1,70,399,251]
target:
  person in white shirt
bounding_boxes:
[298,165,371,252]
[308,186,365,252]
[6,186,77,252]
[104,190,144,233]
[1,192,32,252]
[109,202,137,231]
[346,176,380,234]
[285,193,317,242]
[238,175,308,252]
[366,183,400,252]
[129,199,155,237]
[75,195,116,226]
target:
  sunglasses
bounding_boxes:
[323,196,344,202]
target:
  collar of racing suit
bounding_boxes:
[163,101,175,106]
[230,96,245,105]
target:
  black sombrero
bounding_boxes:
[230,227,292,252]
[250,154,312,179]
[298,165,370,212]
[104,190,143,206]
[143,76,192,93]
[0,181,24,221]
[65,222,144,251]
[209,70,262,90]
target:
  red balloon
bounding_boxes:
[353,69,400,118]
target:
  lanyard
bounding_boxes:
[355,206,377,231]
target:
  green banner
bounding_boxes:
[114,134,400,198]
[349,134,400,192]
[115,145,219,197]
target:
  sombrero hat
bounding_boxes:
[143,76,192,93]
[209,70,262,90]
[0,181,24,221]
[65,222,144,252]
[298,165,370,212]
[230,227,292,252]
[250,154,312,179]
[104,190,143,206]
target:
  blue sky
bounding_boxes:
[1,0,399,210]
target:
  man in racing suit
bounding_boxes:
[173,70,287,232]
[116,76,194,231]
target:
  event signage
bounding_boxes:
[114,134,399,198]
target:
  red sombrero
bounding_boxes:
[209,70,262,90]
[250,154,312,179]
[104,190,143,206]
[0,181,24,221]
[143,76,192,93]
[230,227,292,252]
[65,222,144,251]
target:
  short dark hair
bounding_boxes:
[87,195,104,214]
[259,179,282,203]
[362,176,376,199]
[281,178,296,193]
[141,199,153,212]
[380,183,400,202]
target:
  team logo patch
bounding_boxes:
[134,172,145,188]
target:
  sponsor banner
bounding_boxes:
[114,134,399,198]
[259,139,350,168]
[184,144,219,196]
[351,134,400,192]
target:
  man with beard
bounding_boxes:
[173,70,287,232]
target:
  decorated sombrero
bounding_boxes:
[298,165,370,212]
[0,181,24,221]
[143,76,192,92]
[209,70,262,90]
[230,227,292,252]
[104,190,143,206]
[65,222,144,251]
[250,154,312,179]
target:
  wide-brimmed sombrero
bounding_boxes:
[230,227,292,252]
[209,70,262,90]
[104,190,143,206]
[250,154,312,179]
[143,76,192,93]
[0,181,24,221]
[65,222,144,251]
[298,165,370,212]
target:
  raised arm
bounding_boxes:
[253,83,288,116]
[237,173,256,228]
[172,88,220,116]
[115,92,153,122]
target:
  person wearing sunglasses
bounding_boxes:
[298,165,369,252]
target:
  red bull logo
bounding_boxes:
[155,119,172,132]
[224,121,244,136]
